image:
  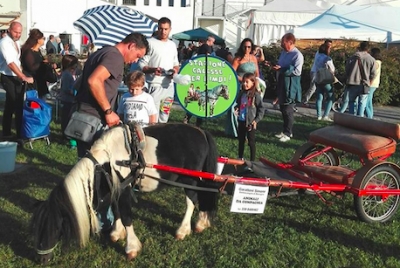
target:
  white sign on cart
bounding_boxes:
[230,183,269,214]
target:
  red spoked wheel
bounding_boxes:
[353,165,400,223]
[300,145,340,167]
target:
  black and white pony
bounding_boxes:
[198,85,229,116]
[31,123,220,264]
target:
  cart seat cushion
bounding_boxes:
[309,125,396,159]
[333,112,400,140]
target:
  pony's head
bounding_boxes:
[218,85,229,100]
[31,124,143,264]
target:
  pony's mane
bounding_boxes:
[63,158,98,245]
[64,125,132,245]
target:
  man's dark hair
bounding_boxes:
[158,17,171,26]
[359,41,370,51]
[371,47,382,60]
[49,35,54,39]
[324,39,332,44]
[121,32,149,54]
[283,33,296,43]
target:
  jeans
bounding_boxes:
[365,87,377,118]
[339,85,367,115]
[1,75,25,138]
[316,83,334,118]
[280,104,294,137]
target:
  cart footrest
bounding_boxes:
[300,165,354,185]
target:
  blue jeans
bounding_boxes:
[339,85,367,115]
[365,87,377,118]
[316,83,334,118]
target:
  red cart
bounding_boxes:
[148,112,400,223]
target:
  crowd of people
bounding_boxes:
[0,19,383,163]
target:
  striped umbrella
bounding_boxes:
[73,5,158,47]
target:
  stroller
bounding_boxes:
[21,90,52,149]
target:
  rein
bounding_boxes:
[136,172,229,194]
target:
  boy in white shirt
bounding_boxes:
[117,71,157,127]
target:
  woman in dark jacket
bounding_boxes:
[20,28,55,98]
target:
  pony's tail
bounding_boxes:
[198,129,219,219]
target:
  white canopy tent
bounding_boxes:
[251,0,326,46]
[309,0,400,9]
[291,5,400,43]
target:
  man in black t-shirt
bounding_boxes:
[75,33,149,158]
[215,42,233,64]
[197,35,215,55]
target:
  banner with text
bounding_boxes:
[175,55,239,118]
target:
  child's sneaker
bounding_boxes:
[69,139,77,149]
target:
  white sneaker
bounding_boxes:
[275,132,293,138]
[275,132,285,138]
[322,116,333,122]
[279,134,291,142]
[317,117,322,120]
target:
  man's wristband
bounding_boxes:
[104,108,113,115]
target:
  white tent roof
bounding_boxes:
[309,0,400,9]
[253,0,325,25]
[252,0,325,45]
[291,5,400,42]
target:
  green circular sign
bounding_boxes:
[175,55,239,118]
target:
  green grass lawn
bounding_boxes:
[1,108,400,268]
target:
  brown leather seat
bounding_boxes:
[309,113,399,160]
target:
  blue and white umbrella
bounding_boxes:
[73,5,158,47]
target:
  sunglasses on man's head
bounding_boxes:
[244,46,252,48]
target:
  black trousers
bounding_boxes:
[1,74,24,138]
[61,101,74,135]
[185,113,203,127]
[280,103,295,137]
[238,120,256,161]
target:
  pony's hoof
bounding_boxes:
[110,230,126,242]
[110,234,119,243]
[195,223,210,233]
[175,233,188,240]
[194,226,205,233]
[126,250,138,261]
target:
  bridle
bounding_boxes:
[84,122,146,208]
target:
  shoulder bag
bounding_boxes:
[357,58,370,94]
[64,109,102,143]
[63,71,103,143]
[315,63,335,85]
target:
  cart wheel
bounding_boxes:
[332,100,342,112]
[353,165,400,223]
[300,145,339,166]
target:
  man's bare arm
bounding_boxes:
[8,62,33,83]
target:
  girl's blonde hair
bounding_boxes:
[125,71,145,87]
